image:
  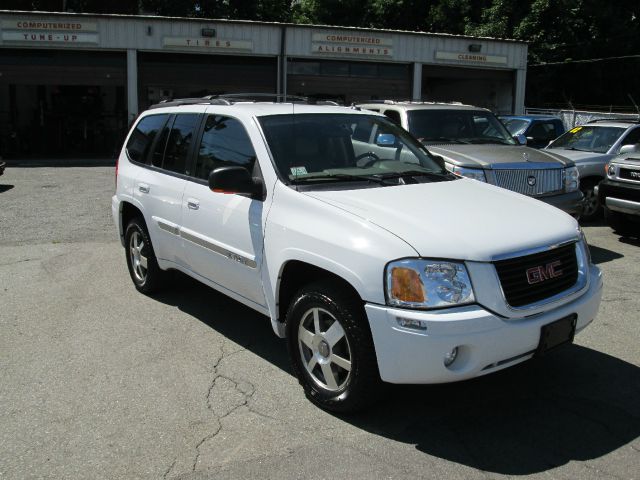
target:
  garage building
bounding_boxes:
[0,10,528,159]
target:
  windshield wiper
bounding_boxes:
[289,173,392,185]
[421,137,470,144]
[377,170,453,181]
[467,138,512,145]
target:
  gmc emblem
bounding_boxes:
[526,261,563,285]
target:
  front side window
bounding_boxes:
[549,126,625,153]
[408,109,516,145]
[258,113,450,187]
[194,115,257,181]
[125,114,169,163]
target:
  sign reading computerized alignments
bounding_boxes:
[311,33,393,58]
[0,19,99,44]
[163,37,253,51]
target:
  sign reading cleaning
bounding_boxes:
[311,33,393,57]
[163,37,253,51]
[435,51,508,65]
[0,19,99,44]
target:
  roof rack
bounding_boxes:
[586,118,640,124]
[148,93,328,109]
[355,99,464,106]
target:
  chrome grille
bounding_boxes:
[493,169,563,196]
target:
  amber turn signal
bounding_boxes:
[391,267,425,303]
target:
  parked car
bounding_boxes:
[546,119,640,220]
[357,101,582,217]
[598,150,640,235]
[112,95,603,412]
[499,114,565,149]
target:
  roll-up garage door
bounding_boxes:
[0,49,127,159]
[422,65,515,114]
[287,59,411,104]
[137,52,277,110]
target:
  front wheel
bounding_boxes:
[286,281,382,413]
[580,179,603,221]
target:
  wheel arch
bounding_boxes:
[120,201,145,244]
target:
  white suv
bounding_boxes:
[112,96,603,412]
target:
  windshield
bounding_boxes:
[501,118,529,135]
[407,109,517,145]
[548,125,625,153]
[258,113,450,186]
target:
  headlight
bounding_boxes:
[606,163,616,178]
[564,166,579,192]
[450,165,487,182]
[386,259,475,309]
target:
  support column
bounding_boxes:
[126,49,138,124]
[412,62,422,101]
[514,68,526,114]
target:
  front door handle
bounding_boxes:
[187,198,200,210]
[138,183,150,194]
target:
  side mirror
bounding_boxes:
[376,133,396,146]
[432,155,446,170]
[209,166,264,200]
[514,134,527,145]
[619,144,640,155]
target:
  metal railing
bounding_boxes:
[525,107,640,130]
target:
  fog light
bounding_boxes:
[444,347,459,367]
[396,317,427,331]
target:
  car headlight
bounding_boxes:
[385,259,475,309]
[606,163,616,179]
[450,165,487,182]
[564,166,579,192]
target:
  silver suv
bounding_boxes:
[547,119,640,220]
[357,101,583,217]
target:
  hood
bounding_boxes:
[545,147,613,164]
[303,179,579,262]
[427,144,573,168]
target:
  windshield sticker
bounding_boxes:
[290,166,308,176]
[570,127,582,134]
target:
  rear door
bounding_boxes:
[133,112,200,266]
[180,113,266,306]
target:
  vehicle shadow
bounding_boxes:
[152,272,639,476]
[588,244,623,264]
[0,184,15,193]
[619,235,640,246]
[341,346,640,475]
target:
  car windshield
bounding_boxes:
[549,125,625,153]
[258,113,450,186]
[407,109,517,145]
[501,118,529,135]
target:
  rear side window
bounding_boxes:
[384,110,401,125]
[125,114,168,163]
[149,113,200,174]
[194,115,256,180]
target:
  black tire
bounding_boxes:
[124,217,166,294]
[285,280,382,413]
[605,208,639,237]
[580,179,603,222]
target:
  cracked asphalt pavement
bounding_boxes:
[1,166,639,479]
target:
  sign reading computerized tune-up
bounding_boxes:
[311,33,393,58]
[1,20,99,44]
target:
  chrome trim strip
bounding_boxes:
[490,238,578,262]
[606,197,640,215]
[180,230,257,269]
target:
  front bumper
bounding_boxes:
[536,189,584,217]
[366,264,602,384]
[598,179,640,217]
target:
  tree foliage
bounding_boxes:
[4,0,640,64]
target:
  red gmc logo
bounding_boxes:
[526,261,563,285]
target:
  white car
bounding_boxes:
[112,96,603,412]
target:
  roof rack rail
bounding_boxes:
[148,93,335,109]
[587,118,640,124]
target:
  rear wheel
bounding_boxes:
[580,179,603,221]
[124,217,166,294]
[286,280,382,413]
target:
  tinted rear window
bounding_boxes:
[126,114,169,163]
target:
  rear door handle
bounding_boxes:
[187,198,200,210]
[138,183,150,194]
